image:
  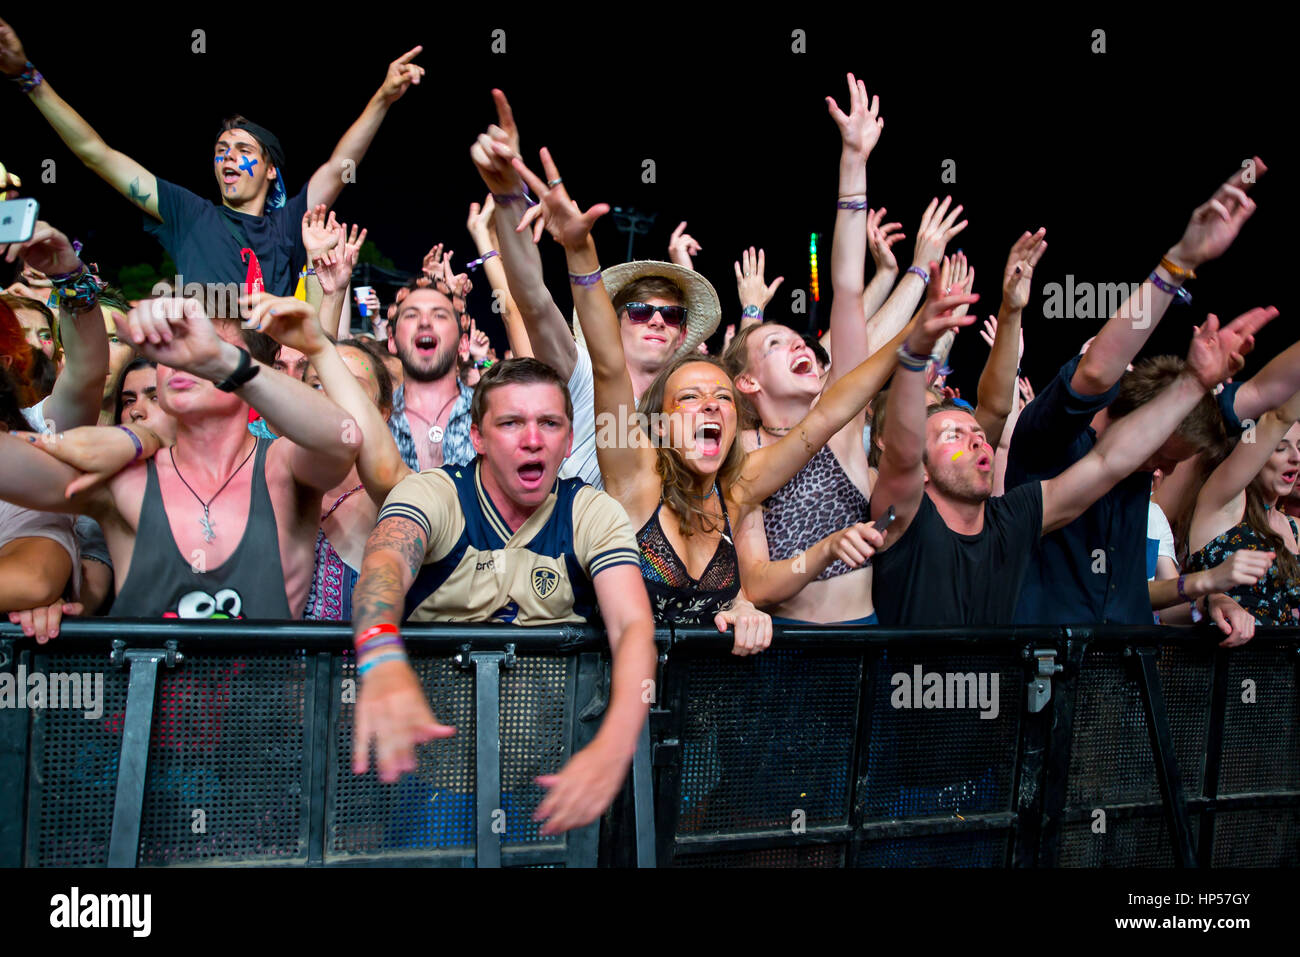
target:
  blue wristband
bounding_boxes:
[906,265,930,285]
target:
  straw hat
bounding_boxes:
[572,260,722,359]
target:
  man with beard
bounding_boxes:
[868,264,1276,627]
[385,283,475,471]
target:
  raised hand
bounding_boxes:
[733,247,784,312]
[301,204,340,261]
[1185,306,1279,390]
[714,599,773,657]
[1018,376,1035,406]
[466,194,496,250]
[1001,228,1048,312]
[907,260,980,355]
[117,298,227,375]
[668,221,702,268]
[314,220,365,296]
[978,315,1025,363]
[379,46,425,104]
[867,207,904,273]
[470,130,522,196]
[912,196,968,269]
[468,321,490,360]
[241,292,329,358]
[490,88,522,158]
[510,148,610,251]
[1168,157,1267,271]
[825,72,883,159]
[2,221,81,278]
[946,251,976,319]
[0,17,29,77]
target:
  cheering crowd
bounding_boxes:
[1,24,1295,835]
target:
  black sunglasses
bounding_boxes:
[621,302,687,327]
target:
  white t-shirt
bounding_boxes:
[1146,500,1177,582]
[560,344,601,488]
[21,397,50,434]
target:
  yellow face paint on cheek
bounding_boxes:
[951,451,964,461]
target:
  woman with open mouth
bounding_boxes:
[1187,386,1300,626]
[511,148,919,652]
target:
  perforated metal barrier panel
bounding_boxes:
[2,624,1298,868]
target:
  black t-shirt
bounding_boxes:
[143,178,310,297]
[872,482,1044,627]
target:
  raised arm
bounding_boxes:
[0,430,116,516]
[466,195,532,358]
[0,20,159,218]
[733,247,784,330]
[1071,158,1266,396]
[4,222,109,429]
[512,148,659,510]
[862,207,903,321]
[307,47,424,210]
[863,196,967,356]
[667,221,702,270]
[1233,336,1300,423]
[1195,385,1300,518]
[469,90,577,379]
[867,266,980,543]
[823,73,882,387]
[118,298,358,494]
[1043,307,1278,534]
[974,229,1046,447]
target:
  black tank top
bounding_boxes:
[110,437,291,619]
[636,485,740,624]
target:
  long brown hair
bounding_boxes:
[638,354,746,539]
[1201,437,1300,584]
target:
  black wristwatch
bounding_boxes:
[215,348,260,392]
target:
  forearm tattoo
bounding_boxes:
[353,517,426,632]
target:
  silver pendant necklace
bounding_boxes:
[170,442,257,544]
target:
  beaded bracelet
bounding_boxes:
[358,650,408,677]
[1148,270,1192,305]
[906,265,930,284]
[12,61,43,94]
[837,199,869,211]
[466,250,498,271]
[569,269,603,286]
[116,426,144,462]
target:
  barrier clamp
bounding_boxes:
[1025,647,1062,713]
[110,638,183,669]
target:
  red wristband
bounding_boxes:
[356,622,400,649]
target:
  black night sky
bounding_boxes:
[2,9,1288,394]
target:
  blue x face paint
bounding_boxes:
[238,155,258,176]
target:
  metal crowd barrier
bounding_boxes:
[0,622,1296,867]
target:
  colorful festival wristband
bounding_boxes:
[466,250,498,271]
[837,199,869,210]
[569,269,603,286]
[13,61,43,94]
[358,650,409,677]
[1149,270,1191,304]
[356,635,405,658]
[355,622,400,650]
[906,265,930,285]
